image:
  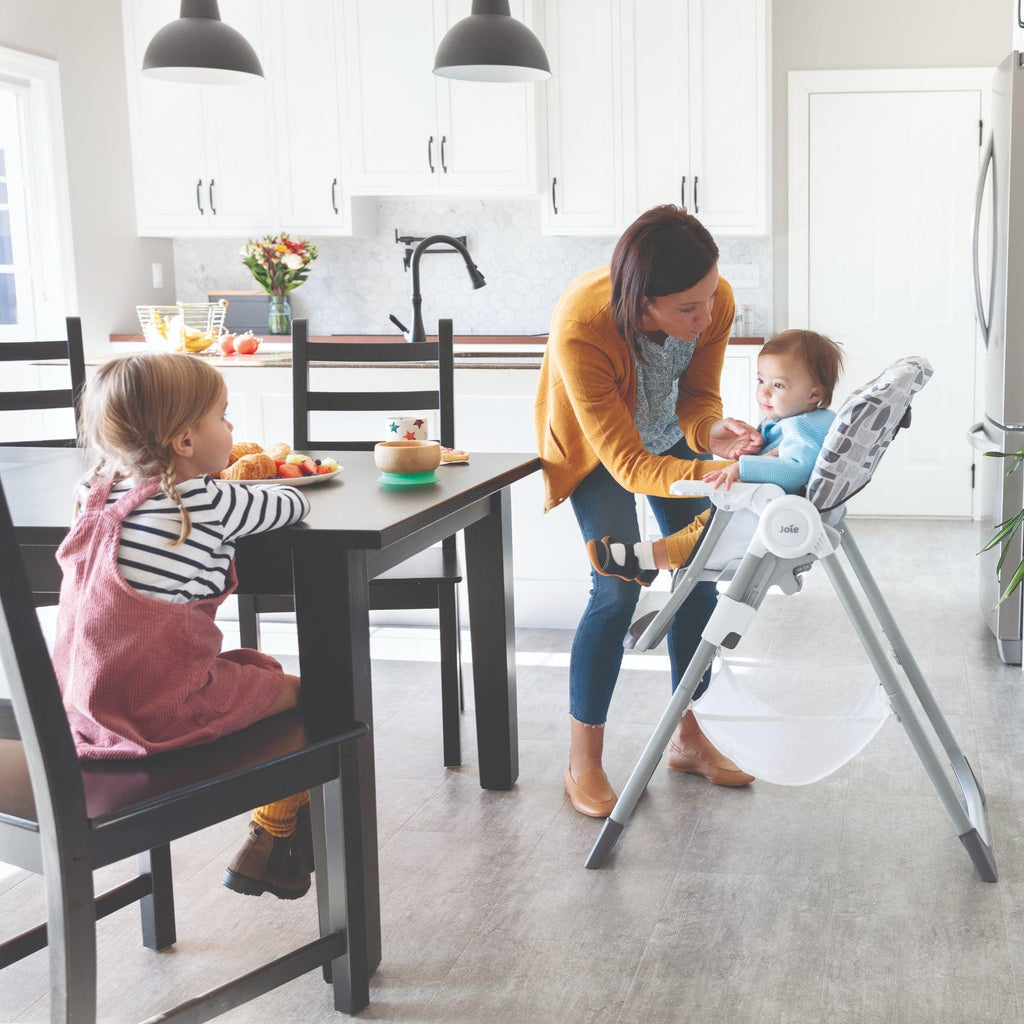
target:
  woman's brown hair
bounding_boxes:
[610,204,720,359]
[78,352,226,545]
[760,329,845,408]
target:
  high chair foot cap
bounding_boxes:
[585,819,624,869]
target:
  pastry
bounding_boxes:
[264,441,292,461]
[221,452,277,480]
[228,441,263,465]
[440,447,470,463]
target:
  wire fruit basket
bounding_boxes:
[137,300,228,353]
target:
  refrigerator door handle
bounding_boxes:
[973,133,995,348]
[967,421,996,452]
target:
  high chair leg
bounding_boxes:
[586,637,720,869]
[819,549,997,882]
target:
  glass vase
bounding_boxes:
[268,294,292,335]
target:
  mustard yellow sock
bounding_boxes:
[252,791,310,838]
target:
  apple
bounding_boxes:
[218,333,236,355]
[236,333,261,355]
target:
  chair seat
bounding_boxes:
[0,711,367,868]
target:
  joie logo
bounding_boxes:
[779,523,801,534]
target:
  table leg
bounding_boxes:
[292,547,381,975]
[463,487,519,790]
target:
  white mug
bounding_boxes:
[385,415,430,441]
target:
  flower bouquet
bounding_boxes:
[241,232,319,334]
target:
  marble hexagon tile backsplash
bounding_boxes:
[174,198,772,337]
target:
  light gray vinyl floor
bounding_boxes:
[3,517,1024,1023]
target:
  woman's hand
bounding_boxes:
[707,418,763,459]
[702,462,741,491]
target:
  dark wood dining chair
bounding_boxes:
[0,317,85,447]
[0,473,374,1020]
[237,317,466,767]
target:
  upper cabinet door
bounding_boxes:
[343,0,440,193]
[266,0,353,231]
[688,0,768,233]
[122,0,208,232]
[540,0,623,234]
[196,0,275,230]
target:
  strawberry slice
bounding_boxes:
[277,463,303,478]
[298,457,319,476]
[317,464,336,475]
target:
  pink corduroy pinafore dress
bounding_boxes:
[53,476,289,759]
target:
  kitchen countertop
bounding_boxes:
[107,333,765,370]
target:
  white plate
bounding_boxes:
[228,467,342,487]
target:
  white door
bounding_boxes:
[789,69,991,516]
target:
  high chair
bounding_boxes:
[584,356,997,882]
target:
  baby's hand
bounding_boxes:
[702,462,741,490]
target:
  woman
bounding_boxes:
[534,205,763,817]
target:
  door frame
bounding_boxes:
[788,66,993,518]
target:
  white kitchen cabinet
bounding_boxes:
[342,0,538,196]
[623,0,768,235]
[264,0,373,236]
[542,0,768,237]
[539,0,624,235]
[121,0,276,236]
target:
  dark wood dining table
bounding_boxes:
[0,445,541,978]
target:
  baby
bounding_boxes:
[588,328,844,583]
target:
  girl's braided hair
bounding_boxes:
[78,352,225,545]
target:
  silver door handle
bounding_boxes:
[973,133,994,348]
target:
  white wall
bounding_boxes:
[771,0,1010,329]
[0,0,172,353]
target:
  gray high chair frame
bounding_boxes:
[585,367,997,882]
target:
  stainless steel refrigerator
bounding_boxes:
[970,51,1024,664]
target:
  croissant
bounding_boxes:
[221,452,277,480]
[264,441,292,462]
[228,441,263,465]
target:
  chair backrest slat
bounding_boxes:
[0,317,86,448]
[291,318,456,452]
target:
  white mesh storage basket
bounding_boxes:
[137,301,228,353]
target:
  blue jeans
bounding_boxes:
[568,437,717,725]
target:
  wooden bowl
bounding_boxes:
[374,439,441,475]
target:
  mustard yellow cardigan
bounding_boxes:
[534,265,734,512]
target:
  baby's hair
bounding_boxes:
[760,329,845,407]
[78,352,226,545]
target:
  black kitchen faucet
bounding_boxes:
[390,235,486,343]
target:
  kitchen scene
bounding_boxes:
[1,1,1024,1022]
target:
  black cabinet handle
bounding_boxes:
[331,177,338,214]
[195,178,204,215]
[440,135,448,173]
[693,175,699,214]
[681,175,687,210]
[208,178,216,215]
[551,176,558,215]
[427,135,435,173]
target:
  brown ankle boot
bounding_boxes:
[290,802,314,875]
[221,820,311,900]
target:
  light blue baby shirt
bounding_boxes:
[738,408,836,493]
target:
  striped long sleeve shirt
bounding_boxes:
[78,475,310,603]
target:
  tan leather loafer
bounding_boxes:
[666,738,755,787]
[564,767,617,817]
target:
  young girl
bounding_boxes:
[588,329,845,583]
[53,352,315,900]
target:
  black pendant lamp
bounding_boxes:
[434,0,551,83]
[142,0,264,85]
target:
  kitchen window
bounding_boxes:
[0,46,76,344]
